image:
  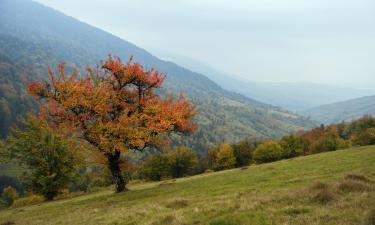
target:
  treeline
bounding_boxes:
[138,115,375,181]
[1,111,374,208]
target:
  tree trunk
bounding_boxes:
[107,151,127,192]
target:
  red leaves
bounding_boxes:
[26,56,198,154]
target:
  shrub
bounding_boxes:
[279,135,305,158]
[167,146,197,178]
[1,186,18,207]
[142,153,170,181]
[253,141,283,163]
[231,138,261,167]
[351,128,375,146]
[214,143,236,171]
[12,194,44,207]
[1,115,82,200]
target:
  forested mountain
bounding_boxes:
[0,0,315,151]
[303,95,375,124]
[165,54,374,111]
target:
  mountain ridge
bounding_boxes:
[302,95,375,124]
[0,0,315,150]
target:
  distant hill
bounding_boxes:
[302,95,375,124]
[0,0,315,150]
[166,54,374,111]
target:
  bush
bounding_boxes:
[142,153,170,181]
[310,133,347,153]
[231,139,260,167]
[1,115,82,200]
[253,141,283,163]
[214,143,236,171]
[352,128,375,146]
[1,186,18,207]
[12,194,44,207]
[279,135,305,158]
[167,146,197,178]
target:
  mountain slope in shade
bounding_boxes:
[0,0,315,150]
[165,54,374,111]
[302,95,375,124]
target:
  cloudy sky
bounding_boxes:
[35,0,375,89]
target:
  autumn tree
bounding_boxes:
[253,141,283,163]
[215,143,236,171]
[27,56,198,192]
[279,135,305,158]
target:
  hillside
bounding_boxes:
[165,54,374,111]
[303,95,375,124]
[0,0,315,149]
[0,146,374,225]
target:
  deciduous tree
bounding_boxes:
[27,56,198,192]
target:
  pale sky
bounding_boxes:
[35,0,375,89]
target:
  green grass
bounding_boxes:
[1,146,375,225]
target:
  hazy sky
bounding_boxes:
[35,0,375,89]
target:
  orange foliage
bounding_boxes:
[27,56,198,155]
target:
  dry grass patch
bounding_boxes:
[345,173,371,183]
[165,198,189,209]
[363,207,375,225]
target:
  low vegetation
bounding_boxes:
[0,145,374,224]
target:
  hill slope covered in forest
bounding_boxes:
[0,0,315,150]
[303,95,375,124]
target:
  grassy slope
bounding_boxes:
[1,146,375,225]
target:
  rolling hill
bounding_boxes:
[0,0,315,150]
[0,145,374,225]
[303,95,375,124]
[164,54,374,112]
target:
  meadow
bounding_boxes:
[0,146,374,225]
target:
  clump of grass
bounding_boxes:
[363,208,375,225]
[309,181,336,204]
[1,221,15,225]
[151,215,176,225]
[284,206,310,215]
[209,220,240,225]
[165,198,189,209]
[240,166,249,170]
[337,180,371,193]
[345,173,370,183]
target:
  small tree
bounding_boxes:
[142,153,170,181]
[279,135,305,158]
[215,143,236,171]
[167,146,197,178]
[253,141,283,163]
[27,56,197,192]
[351,128,375,146]
[1,115,79,200]
[231,138,260,167]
